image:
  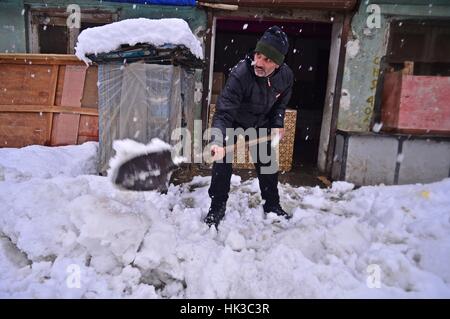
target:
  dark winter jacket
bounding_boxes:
[211,54,294,146]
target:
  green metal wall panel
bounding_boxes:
[0,1,27,53]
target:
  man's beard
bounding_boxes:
[254,66,266,77]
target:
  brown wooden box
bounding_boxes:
[212,72,225,94]
[0,54,99,148]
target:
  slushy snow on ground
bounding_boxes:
[1,143,449,298]
[75,18,204,64]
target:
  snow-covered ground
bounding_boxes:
[0,143,449,298]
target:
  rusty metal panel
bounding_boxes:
[203,0,356,10]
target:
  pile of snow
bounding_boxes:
[75,18,204,64]
[1,143,450,298]
[0,142,98,181]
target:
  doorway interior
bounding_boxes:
[212,18,332,174]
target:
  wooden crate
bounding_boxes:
[208,104,296,171]
[381,71,450,135]
[212,72,225,94]
[0,54,99,148]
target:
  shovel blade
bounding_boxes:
[113,149,177,191]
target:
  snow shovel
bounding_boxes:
[109,133,280,192]
[108,138,184,192]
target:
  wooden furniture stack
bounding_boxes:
[0,54,99,148]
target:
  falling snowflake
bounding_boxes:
[31,74,35,78]
[133,4,137,9]
[372,122,383,133]
[396,153,404,163]
[293,49,297,53]
[308,66,313,71]
[243,24,248,30]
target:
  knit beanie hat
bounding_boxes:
[255,26,289,65]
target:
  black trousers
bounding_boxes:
[208,128,280,206]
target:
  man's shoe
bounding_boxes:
[263,203,290,219]
[204,201,227,228]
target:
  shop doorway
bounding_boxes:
[212,18,332,169]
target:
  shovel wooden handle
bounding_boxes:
[222,135,272,154]
[207,135,274,163]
